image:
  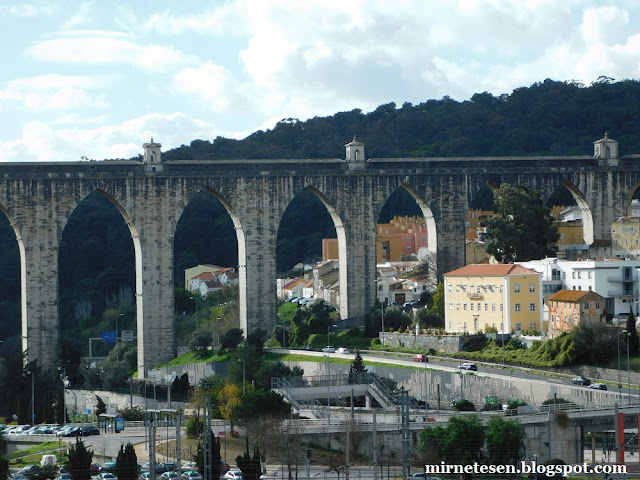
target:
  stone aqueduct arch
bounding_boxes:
[1,134,638,376]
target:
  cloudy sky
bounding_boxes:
[1,1,640,162]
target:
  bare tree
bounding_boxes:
[263,419,304,480]
[74,298,92,321]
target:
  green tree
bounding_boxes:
[235,390,291,421]
[66,438,93,480]
[0,431,8,480]
[418,415,485,468]
[416,309,444,329]
[189,331,213,358]
[429,283,445,319]
[194,430,221,480]
[481,184,559,262]
[115,443,138,480]
[95,396,107,417]
[485,416,526,464]
[348,350,367,384]
[220,328,244,351]
[236,438,262,480]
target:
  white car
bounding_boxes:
[224,472,243,480]
[335,347,351,354]
[322,346,335,353]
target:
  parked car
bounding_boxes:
[142,463,164,474]
[81,425,100,436]
[335,347,350,354]
[180,463,196,473]
[412,354,428,362]
[97,474,117,480]
[180,472,202,480]
[160,473,179,480]
[572,376,591,386]
[90,464,102,475]
[301,346,315,351]
[139,474,151,480]
[589,382,608,390]
[56,474,72,480]
[163,463,178,473]
[100,463,116,473]
[224,472,243,480]
[220,462,230,473]
[458,362,477,371]
[321,346,335,353]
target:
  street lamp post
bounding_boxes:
[190,296,198,330]
[27,371,34,426]
[381,302,385,349]
[627,331,631,402]
[117,313,124,343]
[618,331,627,400]
[238,358,246,395]
[58,367,67,424]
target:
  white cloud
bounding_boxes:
[25,32,195,72]
[0,74,107,112]
[0,113,223,162]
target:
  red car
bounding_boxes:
[90,464,101,475]
[412,354,428,362]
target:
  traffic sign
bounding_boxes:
[102,331,117,343]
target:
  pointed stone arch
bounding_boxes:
[175,188,247,331]
[561,181,595,245]
[278,184,347,318]
[58,188,141,365]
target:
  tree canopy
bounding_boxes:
[481,184,559,262]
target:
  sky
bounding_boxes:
[1,1,640,162]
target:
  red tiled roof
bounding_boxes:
[193,272,216,280]
[548,290,600,302]
[445,264,539,276]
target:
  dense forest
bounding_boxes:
[0,77,638,350]
[158,77,640,160]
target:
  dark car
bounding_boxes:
[81,425,100,436]
[301,346,315,351]
[90,464,102,475]
[100,462,116,474]
[572,375,591,386]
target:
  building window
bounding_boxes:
[529,303,536,312]
[485,303,488,311]
[530,322,537,330]
[529,283,535,293]
[456,303,460,311]
[456,285,460,292]
[449,303,452,310]
[470,303,474,311]
[595,302,600,309]
[492,303,496,311]
[515,303,521,312]
[515,323,521,331]
[463,304,467,311]
[514,284,521,293]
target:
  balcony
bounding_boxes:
[467,291,483,299]
[608,288,638,297]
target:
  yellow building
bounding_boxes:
[323,215,428,262]
[444,264,542,334]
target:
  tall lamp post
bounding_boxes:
[381,301,385,349]
[238,358,246,395]
[27,370,35,426]
[618,330,627,400]
[58,367,67,424]
[190,296,198,329]
[117,313,124,343]
[627,331,631,402]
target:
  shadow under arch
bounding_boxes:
[385,183,437,261]
[0,204,27,355]
[291,184,347,318]
[561,181,595,245]
[59,188,142,365]
[197,187,247,329]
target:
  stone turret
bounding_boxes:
[594,132,618,166]
[143,138,163,172]
[345,136,365,170]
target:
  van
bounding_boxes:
[41,455,57,467]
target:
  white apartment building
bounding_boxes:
[519,258,640,322]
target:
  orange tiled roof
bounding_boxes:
[445,264,539,276]
[548,289,596,302]
[193,272,216,280]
